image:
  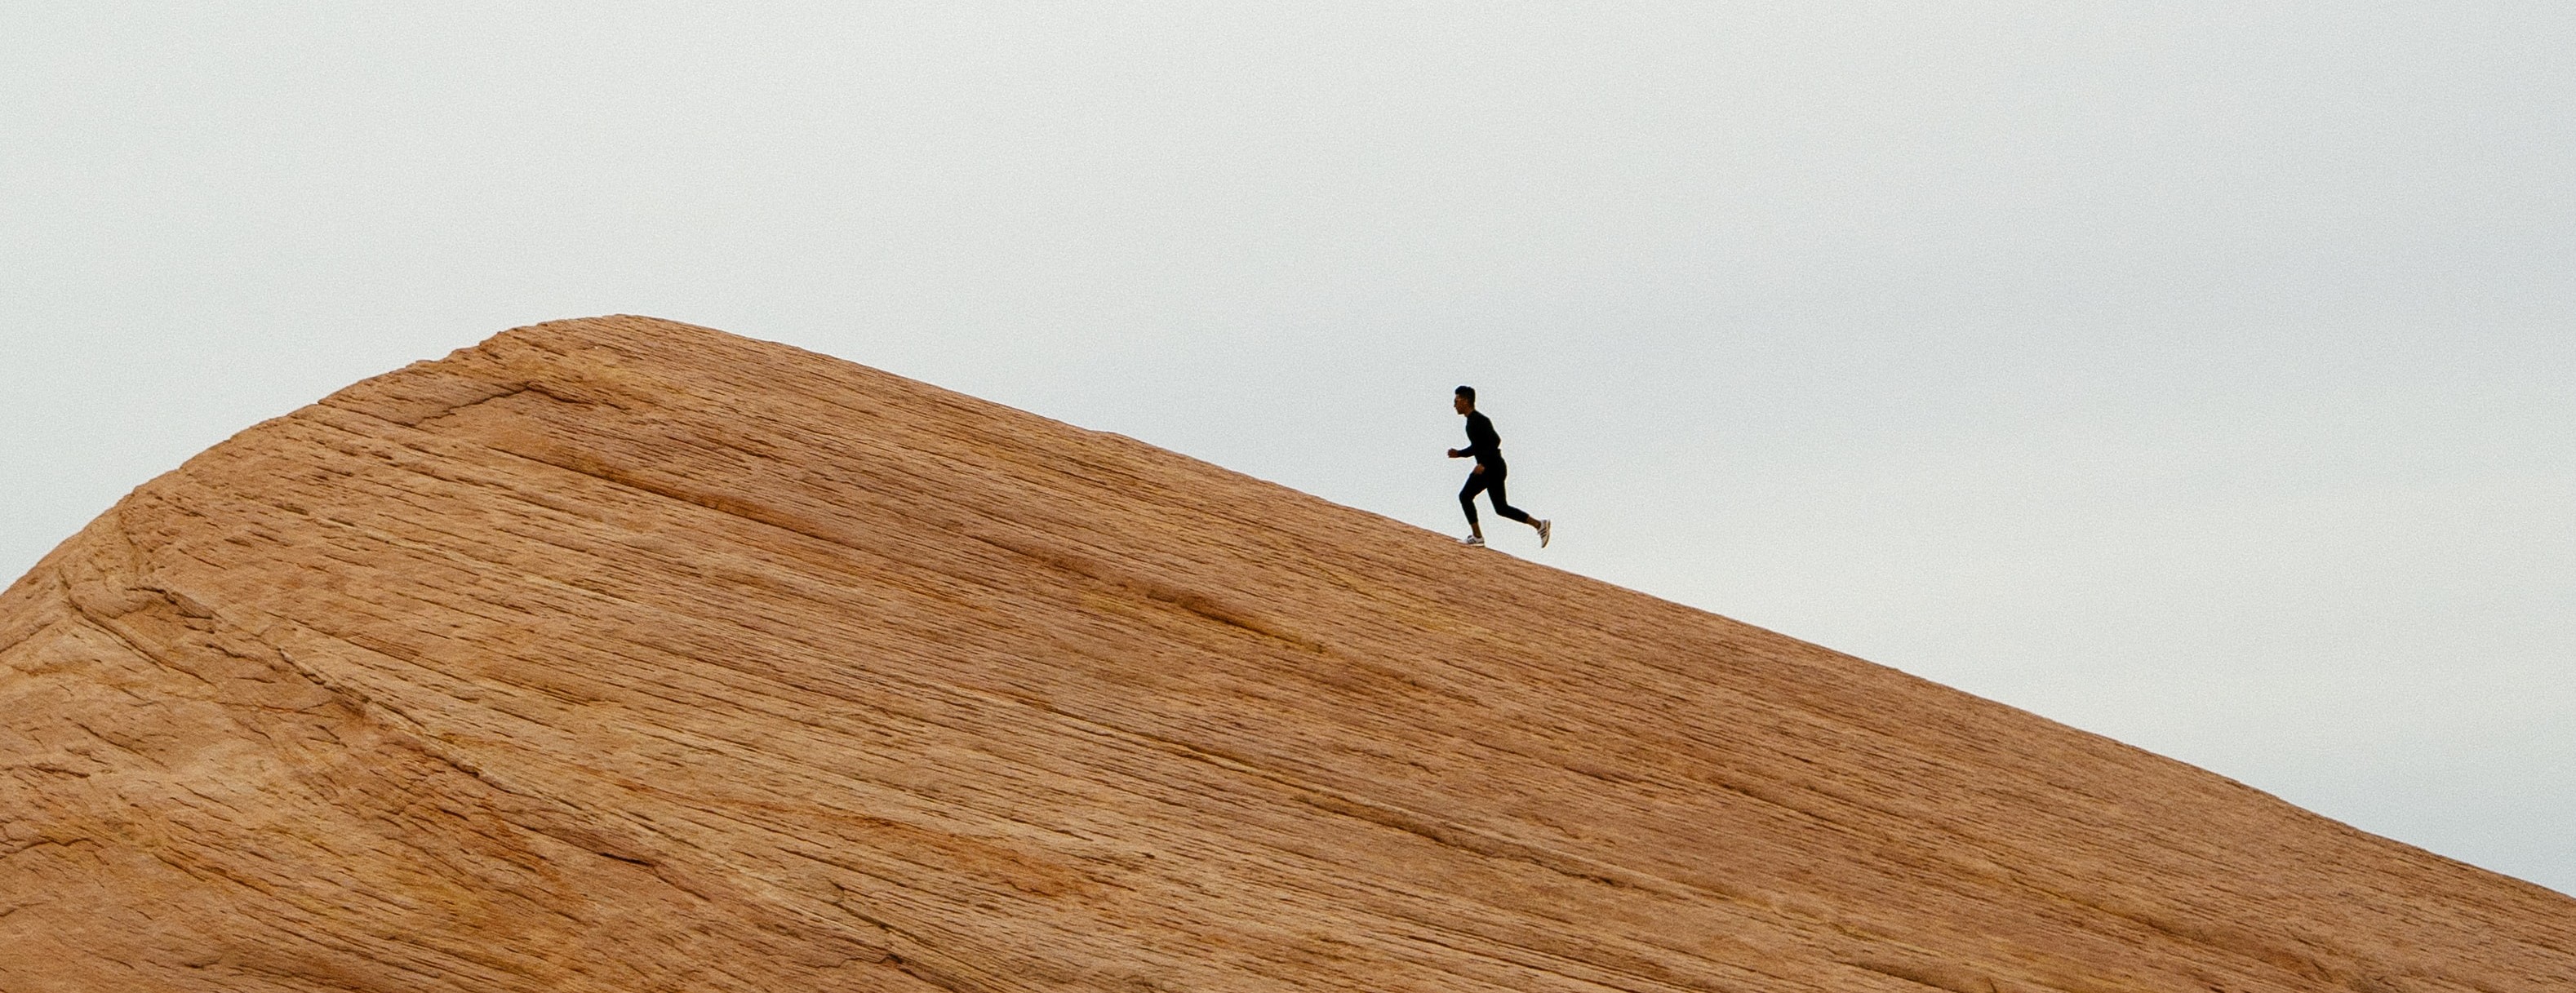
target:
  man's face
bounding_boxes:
[1453,393,1472,414]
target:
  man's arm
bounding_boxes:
[1463,415,1501,460]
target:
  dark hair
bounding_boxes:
[1454,385,1476,402]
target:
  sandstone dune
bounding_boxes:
[3,315,2569,992]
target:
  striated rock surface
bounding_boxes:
[3,315,2571,993]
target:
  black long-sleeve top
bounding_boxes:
[1460,411,1505,469]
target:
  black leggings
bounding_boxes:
[1460,467,1534,525]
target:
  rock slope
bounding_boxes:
[3,316,2570,993]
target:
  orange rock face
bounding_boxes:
[2,316,2569,992]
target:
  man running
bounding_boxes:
[1448,385,1552,548]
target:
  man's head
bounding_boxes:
[1453,385,1475,414]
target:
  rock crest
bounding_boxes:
[4,316,2569,991]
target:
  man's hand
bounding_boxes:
[1471,463,1485,475]
[1447,448,1463,459]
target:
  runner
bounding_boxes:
[1447,385,1552,548]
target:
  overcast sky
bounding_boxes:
[7,3,2572,893]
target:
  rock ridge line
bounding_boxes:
[3,314,2570,992]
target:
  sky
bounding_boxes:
[5,3,2572,893]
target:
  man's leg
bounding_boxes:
[1486,472,1550,546]
[1486,474,1535,525]
[1459,474,1488,543]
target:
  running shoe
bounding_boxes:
[1538,520,1552,547]
[1461,534,1486,547]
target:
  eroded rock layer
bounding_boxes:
[3,316,2569,992]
